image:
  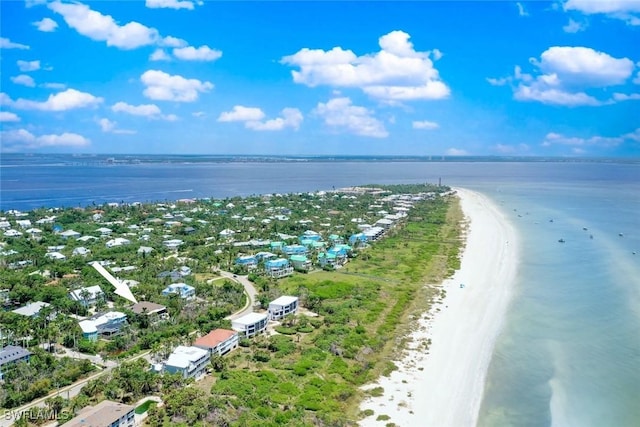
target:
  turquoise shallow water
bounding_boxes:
[476,183,640,427]
[1,155,639,425]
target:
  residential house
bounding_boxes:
[12,301,53,318]
[264,258,294,279]
[162,283,195,300]
[235,255,258,268]
[163,345,209,379]
[16,219,32,229]
[105,237,130,248]
[131,301,168,323]
[163,239,183,250]
[0,345,31,381]
[4,229,22,237]
[231,312,268,337]
[137,246,154,255]
[268,296,299,321]
[59,229,81,239]
[290,255,311,272]
[45,251,66,260]
[283,244,307,255]
[194,329,239,356]
[69,285,105,307]
[72,247,91,257]
[64,400,135,427]
[78,311,128,341]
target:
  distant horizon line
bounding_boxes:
[2,153,639,163]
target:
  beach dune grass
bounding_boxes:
[210,194,463,424]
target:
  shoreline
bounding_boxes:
[359,187,519,426]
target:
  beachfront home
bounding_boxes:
[69,285,105,307]
[290,255,311,272]
[64,400,135,427]
[163,345,209,379]
[264,258,294,279]
[0,345,31,381]
[162,283,196,300]
[194,329,239,356]
[232,312,268,337]
[268,296,299,321]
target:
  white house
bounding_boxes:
[268,296,299,321]
[59,229,81,239]
[106,238,131,248]
[163,345,209,379]
[194,329,239,356]
[45,251,66,260]
[73,247,91,257]
[69,285,104,307]
[232,312,268,337]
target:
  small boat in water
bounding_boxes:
[558,238,566,243]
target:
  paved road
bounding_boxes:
[218,270,259,319]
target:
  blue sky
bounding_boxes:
[1,0,639,156]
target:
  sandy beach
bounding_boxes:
[359,188,519,427]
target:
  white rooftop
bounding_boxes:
[270,295,298,306]
[166,345,208,369]
[233,312,268,326]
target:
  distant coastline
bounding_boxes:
[2,152,639,166]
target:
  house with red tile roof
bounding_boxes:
[193,328,239,356]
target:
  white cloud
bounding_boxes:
[161,36,187,48]
[192,111,206,118]
[516,2,529,16]
[218,106,266,122]
[48,1,159,49]
[542,131,624,147]
[0,37,29,50]
[563,18,586,33]
[1,129,90,149]
[246,108,303,131]
[505,46,635,106]
[564,0,640,25]
[624,128,640,142]
[11,75,36,87]
[282,30,449,102]
[173,45,222,61]
[141,70,213,102]
[486,77,509,86]
[612,92,640,101]
[313,97,388,138]
[446,148,469,156]
[17,60,40,72]
[33,17,58,32]
[0,112,20,122]
[145,0,195,10]
[634,71,640,84]
[412,120,439,130]
[111,101,176,121]
[8,89,103,111]
[97,118,136,134]
[150,49,171,61]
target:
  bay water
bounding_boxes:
[1,155,638,426]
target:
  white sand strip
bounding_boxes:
[359,188,519,427]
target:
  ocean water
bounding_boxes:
[1,154,639,426]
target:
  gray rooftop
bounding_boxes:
[0,345,31,367]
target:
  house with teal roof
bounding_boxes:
[264,258,293,278]
[290,254,311,272]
